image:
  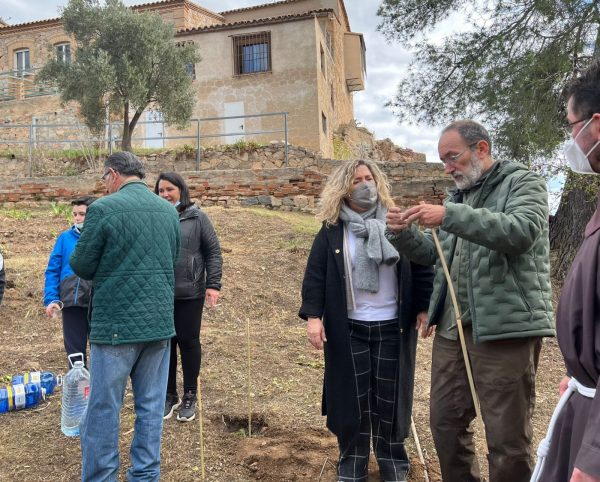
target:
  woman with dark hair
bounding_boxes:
[154,172,223,422]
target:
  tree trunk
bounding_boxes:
[121,102,132,152]
[550,173,597,280]
[121,129,132,151]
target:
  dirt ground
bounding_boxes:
[0,205,565,481]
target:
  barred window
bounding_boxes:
[233,31,271,75]
[56,43,71,63]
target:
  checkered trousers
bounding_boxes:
[337,319,409,482]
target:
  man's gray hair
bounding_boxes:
[442,120,492,154]
[105,151,146,179]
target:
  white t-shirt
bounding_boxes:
[346,227,398,321]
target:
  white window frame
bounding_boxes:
[14,49,31,75]
[56,43,71,63]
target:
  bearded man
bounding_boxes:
[386,119,555,482]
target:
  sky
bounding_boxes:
[2,0,442,162]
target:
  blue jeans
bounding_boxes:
[80,340,170,482]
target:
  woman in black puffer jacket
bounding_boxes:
[155,172,223,422]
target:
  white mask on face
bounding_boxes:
[564,118,600,174]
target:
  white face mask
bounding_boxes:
[74,222,84,232]
[564,117,600,174]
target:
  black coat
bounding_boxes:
[299,222,433,443]
[175,204,223,300]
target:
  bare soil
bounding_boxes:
[0,205,565,481]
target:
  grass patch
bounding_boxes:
[333,137,353,160]
[0,208,33,220]
[246,207,320,236]
[223,140,266,152]
[50,202,73,222]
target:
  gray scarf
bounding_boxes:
[339,202,399,299]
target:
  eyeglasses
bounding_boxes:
[562,117,589,136]
[101,170,112,182]
[440,142,478,165]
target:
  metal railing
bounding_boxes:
[0,111,289,176]
[0,68,58,101]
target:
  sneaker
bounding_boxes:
[163,393,181,420]
[177,391,197,422]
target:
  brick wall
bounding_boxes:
[0,157,453,211]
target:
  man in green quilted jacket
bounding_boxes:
[386,120,554,482]
[70,151,180,482]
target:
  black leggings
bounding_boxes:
[62,306,89,369]
[167,298,204,395]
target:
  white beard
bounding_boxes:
[452,153,484,190]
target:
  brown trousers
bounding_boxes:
[430,328,542,482]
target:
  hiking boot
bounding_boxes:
[163,393,181,420]
[177,391,197,422]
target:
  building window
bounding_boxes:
[185,62,196,80]
[176,40,196,80]
[56,43,71,63]
[15,49,31,75]
[322,112,327,135]
[320,44,326,77]
[330,84,335,108]
[233,31,271,75]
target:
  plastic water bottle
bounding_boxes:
[0,382,42,413]
[61,353,90,437]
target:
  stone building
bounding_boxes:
[0,0,366,157]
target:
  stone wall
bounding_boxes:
[0,141,431,177]
[334,121,427,163]
[0,152,453,211]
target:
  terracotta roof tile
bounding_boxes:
[177,8,333,35]
[219,0,306,15]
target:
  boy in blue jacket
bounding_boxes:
[44,196,95,368]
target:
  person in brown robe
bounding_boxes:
[539,62,600,482]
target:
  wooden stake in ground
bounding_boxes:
[410,416,430,482]
[196,375,206,480]
[246,316,252,437]
[431,230,485,436]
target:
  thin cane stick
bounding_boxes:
[431,229,484,427]
[318,457,329,481]
[197,375,206,480]
[411,416,430,482]
[247,316,252,438]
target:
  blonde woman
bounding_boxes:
[299,160,433,482]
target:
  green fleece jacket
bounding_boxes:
[70,181,180,345]
[388,161,555,343]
